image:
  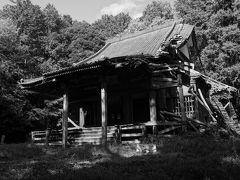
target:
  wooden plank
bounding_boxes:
[62,91,69,148]
[121,133,143,137]
[224,102,230,109]
[101,80,108,146]
[68,117,80,128]
[187,118,207,126]
[198,89,211,112]
[152,67,178,75]
[158,126,181,134]
[121,125,144,130]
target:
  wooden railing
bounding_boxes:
[31,124,146,145]
[116,124,145,143]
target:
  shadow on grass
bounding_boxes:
[2,135,240,180]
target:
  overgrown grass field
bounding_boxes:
[1,134,240,180]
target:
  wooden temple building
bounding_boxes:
[21,22,201,147]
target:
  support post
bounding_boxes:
[190,78,199,120]
[149,90,157,135]
[79,107,85,127]
[62,91,69,148]
[177,74,187,131]
[101,81,108,146]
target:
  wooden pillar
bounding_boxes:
[149,90,157,134]
[101,81,108,146]
[79,107,85,127]
[177,74,187,131]
[190,78,199,120]
[62,91,69,148]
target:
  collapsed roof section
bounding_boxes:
[190,69,237,95]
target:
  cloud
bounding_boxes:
[100,0,148,18]
[99,0,176,19]
[132,12,142,19]
[100,0,137,16]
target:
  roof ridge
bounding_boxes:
[107,20,182,44]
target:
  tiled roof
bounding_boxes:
[76,22,194,65]
[21,22,195,89]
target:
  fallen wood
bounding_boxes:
[224,102,230,109]
[158,126,181,134]
[68,117,80,128]
[198,89,211,112]
[187,118,207,126]
[189,88,217,122]
[160,111,181,118]
[187,121,199,132]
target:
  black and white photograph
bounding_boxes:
[0,0,240,179]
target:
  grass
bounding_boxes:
[1,133,240,180]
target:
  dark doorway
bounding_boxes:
[132,93,149,123]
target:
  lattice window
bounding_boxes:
[173,95,194,118]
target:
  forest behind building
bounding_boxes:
[0,0,240,142]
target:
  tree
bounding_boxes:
[123,1,174,34]
[43,4,63,33]
[175,0,240,86]
[142,1,174,26]
[93,13,131,39]
[67,21,106,65]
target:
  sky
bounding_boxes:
[0,0,175,23]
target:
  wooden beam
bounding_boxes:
[101,80,108,146]
[177,74,187,131]
[68,117,80,128]
[62,91,69,148]
[149,90,157,134]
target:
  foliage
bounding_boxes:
[175,0,240,86]
[124,1,174,34]
[93,13,131,39]
[0,0,131,142]
[142,0,174,26]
